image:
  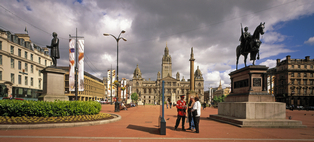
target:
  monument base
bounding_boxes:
[127,99,132,104]
[38,67,69,102]
[209,114,306,128]
[217,102,286,119]
[137,101,143,105]
[38,95,69,101]
[209,65,305,128]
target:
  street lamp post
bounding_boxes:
[103,30,127,112]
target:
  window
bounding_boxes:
[25,76,28,85]
[304,89,307,95]
[173,89,176,93]
[11,58,14,68]
[292,65,294,68]
[304,73,307,77]
[297,80,301,85]
[297,88,300,94]
[291,72,294,77]
[298,65,300,68]
[0,41,2,50]
[291,80,294,85]
[38,57,41,64]
[298,73,301,77]
[38,70,41,76]
[311,73,313,77]
[31,65,33,73]
[18,61,21,70]
[50,62,52,66]
[45,60,47,66]
[31,54,33,61]
[311,65,313,69]
[303,79,307,85]
[310,80,313,85]
[304,65,307,69]
[0,71,2,80]
[25,51,28,59]
[0,55,2,65]
[11,73,14,83]
[39,80,41,89]
[310,88,313,94]
[18,75,21,84]
[31,78,33,86]
[18,49,21,57]
[25,63,28,72]
[10,46,14,54]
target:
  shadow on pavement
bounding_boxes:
[126,124,159,135]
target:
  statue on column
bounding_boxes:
[47,32,60,67]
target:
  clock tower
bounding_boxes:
[161,44,172,78]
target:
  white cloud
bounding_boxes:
[0,0,313,84]
[262,32,286,44]
[259,59,277,68]
[304,37,314,45]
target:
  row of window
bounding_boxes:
[290,79,314,85]
[291,72,314,77]
[9,58,41,76]
[10,73,41,89]
[9,45,50,65]
[291,65,314,69]
[293,88,314,95]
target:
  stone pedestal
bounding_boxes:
[209,65,305,128]
[137,100,143,105]
[38,67,69,101]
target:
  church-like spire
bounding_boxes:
[164,43,169,56]
[218,79,222,89]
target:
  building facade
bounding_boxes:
[60,67,105,101]
[0,29,52,100]
[129,45,204,105]
[272,55,314,107]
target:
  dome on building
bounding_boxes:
[133,64,142,79]
[195,66,203,79]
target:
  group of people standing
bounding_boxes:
[174,95,201,133]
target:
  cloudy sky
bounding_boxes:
[1,0,313,90]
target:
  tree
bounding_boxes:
[212,95,226,106]
[131,93,138,103]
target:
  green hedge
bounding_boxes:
[0,100,101,117]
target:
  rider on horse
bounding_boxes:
[239,27,252,53]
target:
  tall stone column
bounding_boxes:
[187,47,196,103]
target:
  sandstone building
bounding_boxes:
[129,45,204,105]
[271,55,314,107]
[59,67,105,101]
[0,29,52,100]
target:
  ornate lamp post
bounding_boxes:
[103,30,127,112]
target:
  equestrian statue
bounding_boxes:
[236,22,265,70]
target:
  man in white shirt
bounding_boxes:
[192,96,201,133]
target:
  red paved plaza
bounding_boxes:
[0,105,314,142]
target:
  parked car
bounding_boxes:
[2,97,24,100]
[297,106,304,110]
[100,100,107,104]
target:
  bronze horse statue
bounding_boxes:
[236,22,265,70]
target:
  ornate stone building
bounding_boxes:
[272,55,314,107]
[0,29,52,100]
[130,45,204,105]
